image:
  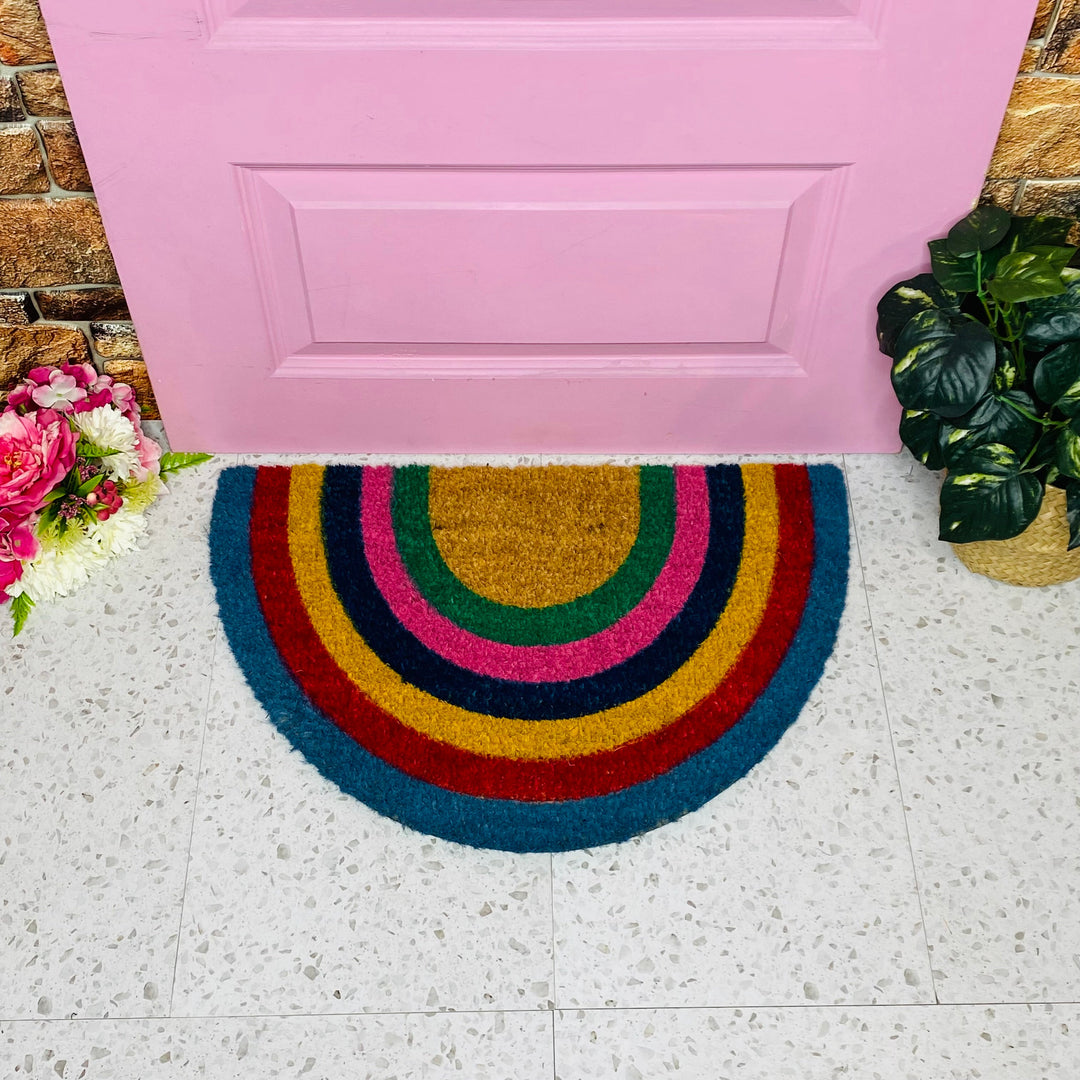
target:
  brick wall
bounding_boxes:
[982,0,1080,218]
[0,0,1076,422]
[0,0,156,415]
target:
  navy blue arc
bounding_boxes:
[319,465,746,720]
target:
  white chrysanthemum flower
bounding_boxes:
[91,506,148,558]
[9,504,149,604]
[71,405,139,480]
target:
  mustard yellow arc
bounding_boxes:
[285,464,780,761]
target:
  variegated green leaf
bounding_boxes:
[928,239,979,292]
[946,205,1011,257]
[1059,479,1080,550]
[1012,214,1074,249]
[1023,280,1080,347]
[899,409,946,470]
[993,342,1018,391]
[988,251,1068,304]
[1029,244,1076,275]
[980,216,1074,282]
[939,443,1044,543]
[940,390,1040,468]
[891,310,996,418]
[1033,341,1080,416]
[876,274,961,357]
[1056,425,1080,480]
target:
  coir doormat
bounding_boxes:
[209,463,849,853]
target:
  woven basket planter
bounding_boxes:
[951,483,1080,587]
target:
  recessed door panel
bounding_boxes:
[240,165,842,369]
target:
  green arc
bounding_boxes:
[390,465,677,646]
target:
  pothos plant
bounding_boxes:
[876,205,1080,548]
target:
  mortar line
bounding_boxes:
[843,453,940,1005]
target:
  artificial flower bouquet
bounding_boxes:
[0,363,209,635]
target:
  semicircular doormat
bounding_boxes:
[209,463,849,853]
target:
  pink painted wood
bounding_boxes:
[40,0,1035,453]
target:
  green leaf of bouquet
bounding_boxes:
[928,239,979,292]
[1023,280,1080,347]
[946,205,1011,257]
[76,439,117,459]
[891,310,996,418]
[40,488,66,504]
[1056,425,1080,480]
[159,451,213,475]
[939,443,1044,543]
[876,274,961,357]
[988,251,1069,304]
[76,472,105,497]
[38,500,60,529]
[10,593,34,637]
[1033,340,1080,416]
[1062,478,1080,550]
[899,409,946,470]
[940,390,1040,468]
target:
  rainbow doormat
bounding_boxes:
[209,463,849,853]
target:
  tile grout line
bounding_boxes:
[550,1010,557,1080]
[165,626,222,1017]
[842,453,940,1006]
[549,851,557,1080]
[6,999,1080,1025]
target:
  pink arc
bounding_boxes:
[359,465,711,682]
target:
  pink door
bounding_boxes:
[40,0,1032,454]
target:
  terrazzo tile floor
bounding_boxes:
[1,452,1079,1078]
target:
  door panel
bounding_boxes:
[240,166,840,367]
[40,0,1034,452]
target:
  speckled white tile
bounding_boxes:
[238,453,842,468]
[552,515,932,1010]
[541,454,846,466]
[555,1004,1080,1080]
[0,460,231,1020]
[171,648,553,1016]
[0,1012,552,1078]
[846,452,1080,1003]
[236,453,547,467]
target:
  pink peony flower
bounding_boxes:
[0,557,23,602]
[0,508,41,562]
[0,407,77,517]
[0,507,39,603]
[75,388,114,412]
[110,381,136,416]
[60,362,100,388]
[30,370,87,413]
[5,383,33,410]
[132,425,162,482]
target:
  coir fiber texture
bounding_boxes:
[209,463,849,853]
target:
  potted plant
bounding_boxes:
[876,205,1080,585]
